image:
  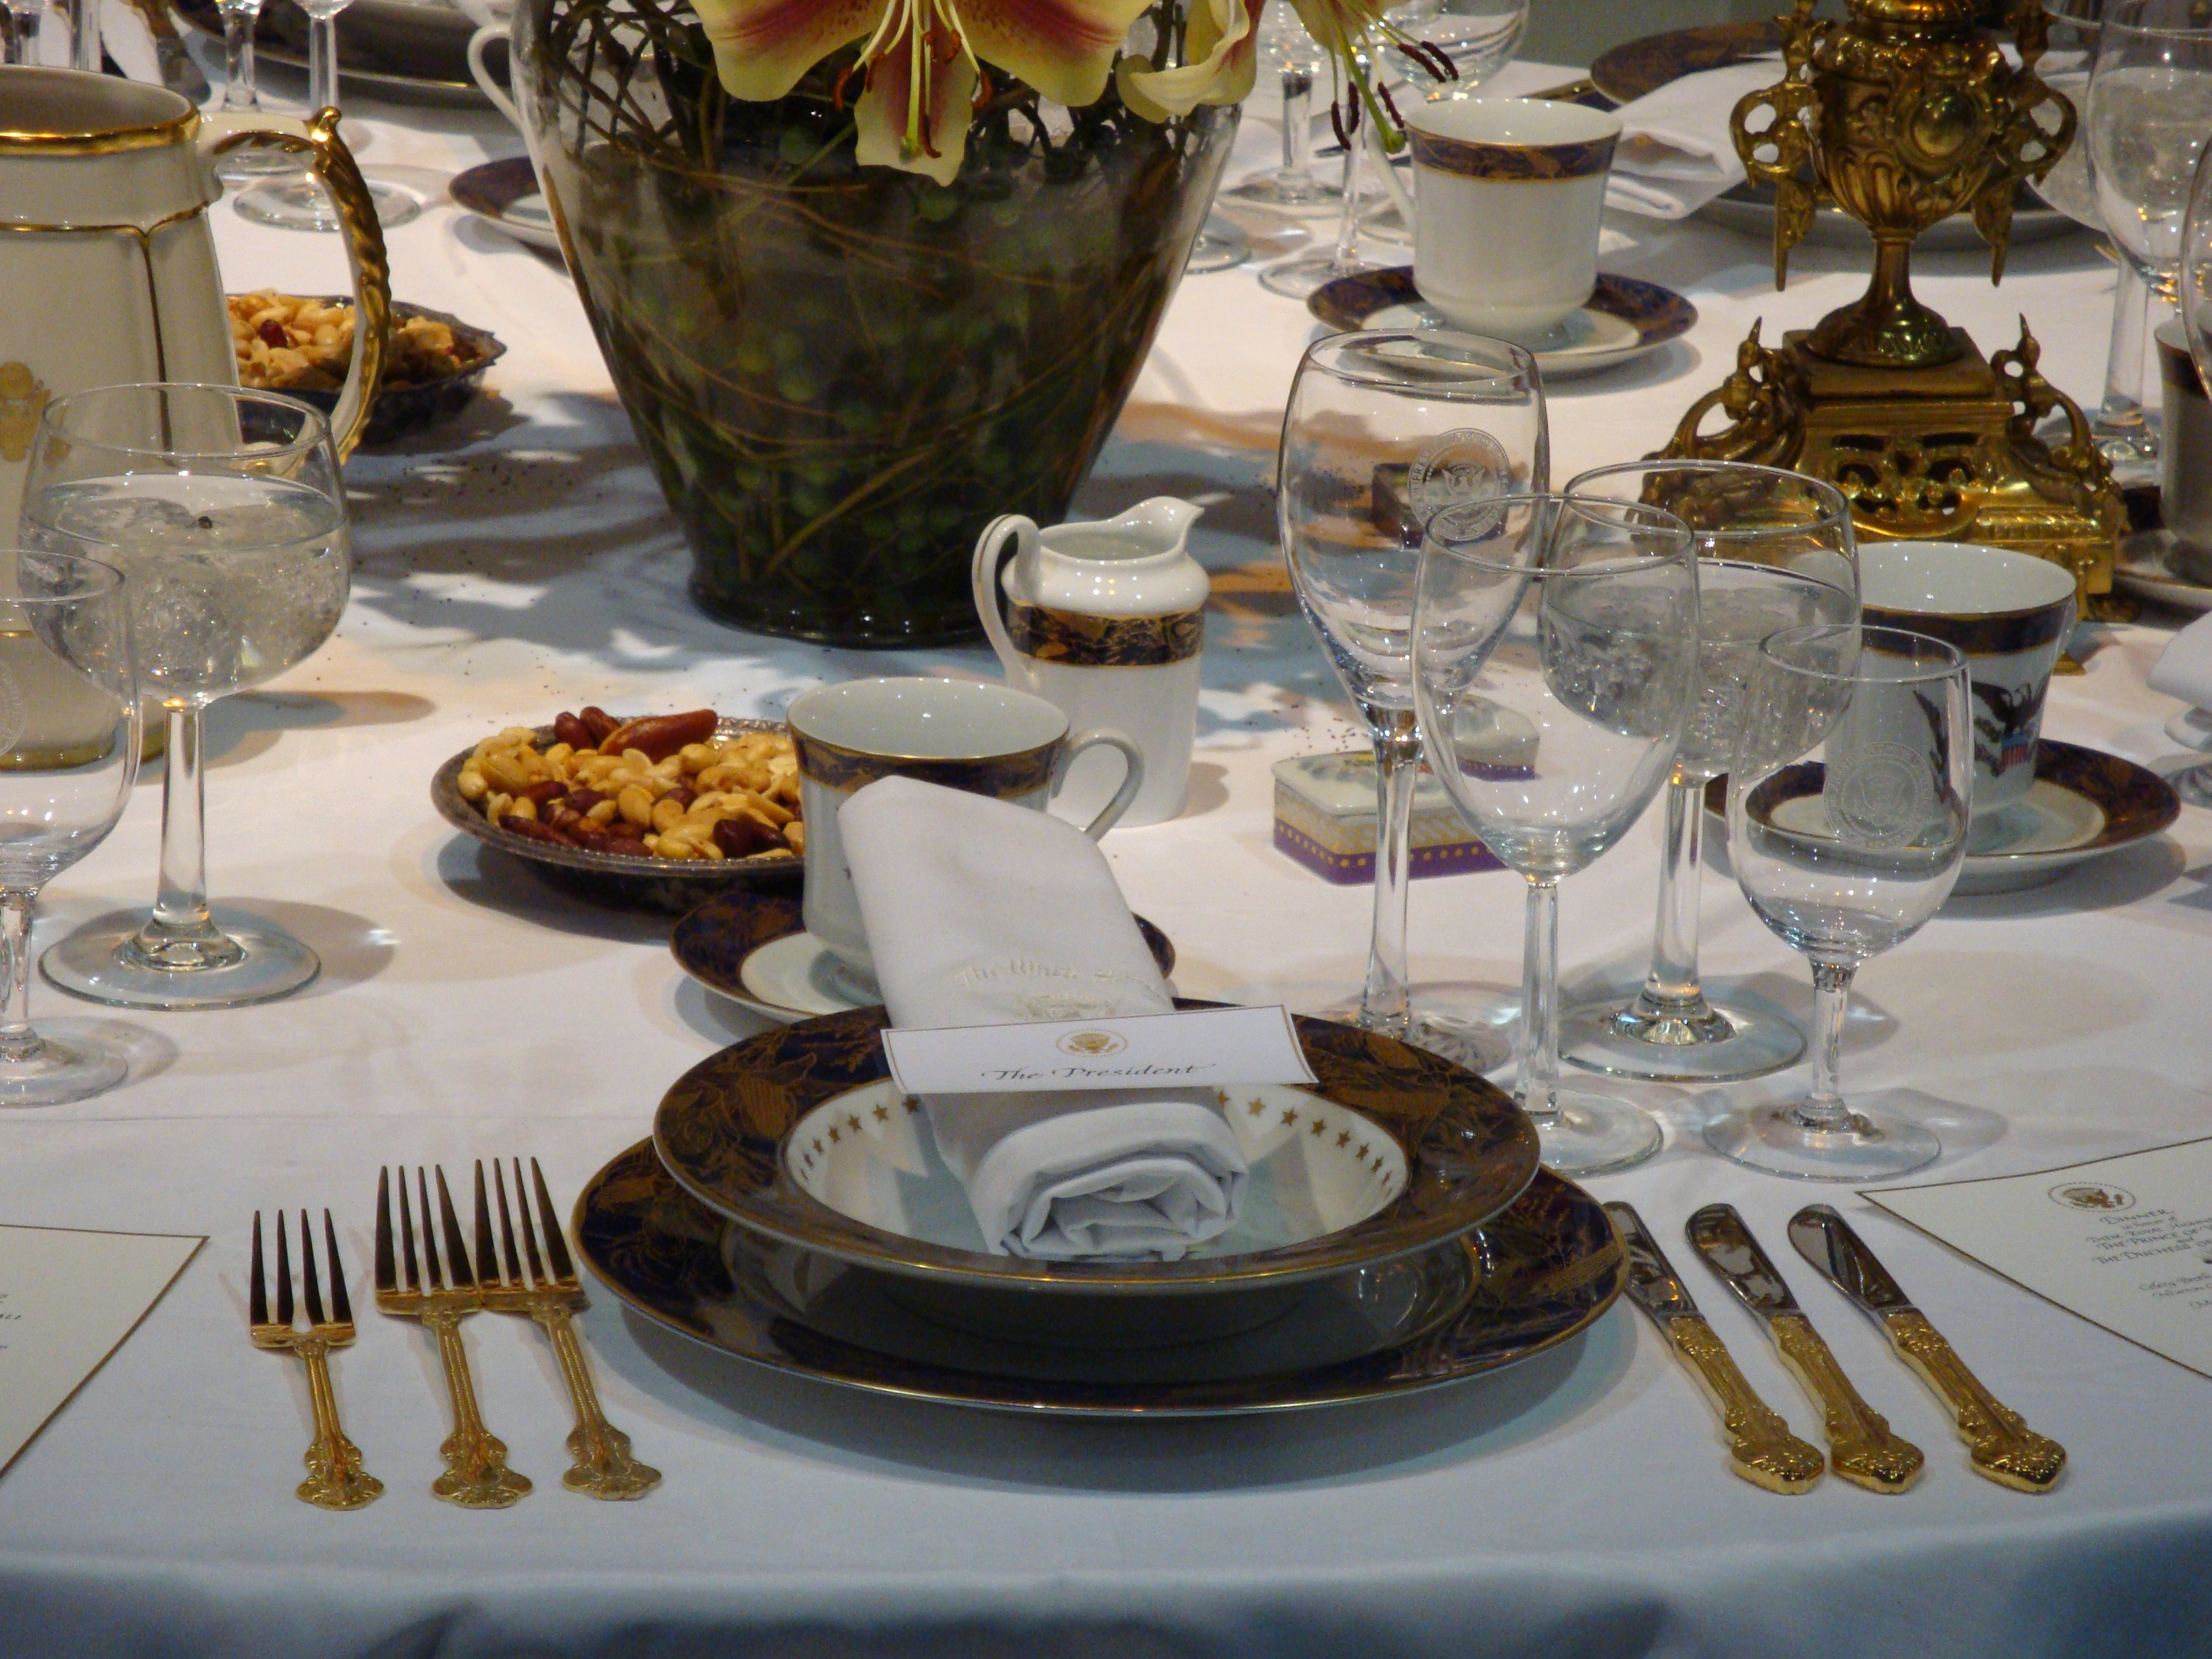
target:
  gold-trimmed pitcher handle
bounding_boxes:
[203,109,390,460]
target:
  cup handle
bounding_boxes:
[468,24,525,130]
[1369,118,1417,235]
[971,514,1034,680]
[1057,729,1145,838]
[202,109,390,461]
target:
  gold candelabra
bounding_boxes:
[1660,0,2124,612]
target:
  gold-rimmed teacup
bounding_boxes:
[784,677,1143,982]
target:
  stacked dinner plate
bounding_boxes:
[574,1007,1626,1416]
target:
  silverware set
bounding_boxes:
[246,1159,658,1509]
[1609,1201,2064,1497]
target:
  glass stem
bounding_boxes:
[1519,876,1561,1125]
[1358,711,1419,1037]
[0,893,39,1064]
[1638,776,1708,1014]
[124,706,242,971]
[309,9,338,113]
[1794,960,1856,1133]
[61,0,92,70]
[1330,107,1366,273]
[2097,261,2154,452]
[220,1,261,112]
[1281,69,1312,179]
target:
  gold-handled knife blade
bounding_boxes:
[1789,1205,2065,1492]
[1606,1203,1823,1494]
[1686,1204,1925,1493]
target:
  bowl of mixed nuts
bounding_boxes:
[431,708,805,912]
[230,290,505,446]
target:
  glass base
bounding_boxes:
[0,1027,129,1107]
[2177,763,2212,810]
[234,175,423,232]
[1258,252,1370,300]
[1703,1095,1940,1182]
[216,144,303,183]
[44,914,321,1010]
[1527,1091,1663,1178]
[2166,708,2212,752]
[1222,170,1343,216]
[1560,990,1805,1082]
[1358,203,1412,245]
[1401,1010,1513,1076]
[1187,217,1251,274]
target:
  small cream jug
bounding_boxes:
[973,497,1208,827]
[0,70,390,532]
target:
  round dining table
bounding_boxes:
[1,48,2208,1659]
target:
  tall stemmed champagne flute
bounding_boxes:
[1413,494,1698,1175]
[234,0,422,230]
[1557,461,1858,1082]
[1709,625,1971,1180]
[19,385,351,1010]
[1279,330,1546,1062]
[0,552,141,1104]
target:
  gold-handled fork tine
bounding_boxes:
[370,1164,531,1509]
[374,1170,397,1297]
[326,1212,353,1327]
[482,1156,659,1500]
[248,1209,381,1510]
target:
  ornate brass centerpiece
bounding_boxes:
[1661,0,2123,611]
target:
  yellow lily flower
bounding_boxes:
[1117,0,1261,122]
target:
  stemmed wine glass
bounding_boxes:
[1708,625,1971,1180]
[1223,3,1344,213]
[2084,0,2212,475]
[19,384,352,1010]
[1556,461,1859,1082]
[1279,329,1547,1064]
[0,551,141,1105]
[213,0,306,186]
[234,0,422,230]
[1259,45,1386,299]
[1413,494,1699,1175]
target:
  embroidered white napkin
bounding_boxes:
[838,776,1247,1259]
[1604,60,1783,221]
[2149,610,2212,711]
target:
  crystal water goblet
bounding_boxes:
[1413,493,1699,1174]
[19,385,351,1010]
[1556,461,1859,1083]
[0,551,141,1104]
[1224,4,1344,215]
[1708,624,1971,1180]
[1280,329,1547,1065]
[233,0,422,230]
[213,0,307,184]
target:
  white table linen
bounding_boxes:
[0,53,2207,1659]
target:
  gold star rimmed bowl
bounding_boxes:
[651,1005,1541,1336]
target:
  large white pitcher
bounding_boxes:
[0,69,390,532]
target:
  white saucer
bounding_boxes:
[737,930,866,1020]
[1307,269,1697,380]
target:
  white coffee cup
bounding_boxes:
[1858,541,2079,818]
[785,677,1143,979]
[455,0,523,129]
[1387,96,1621,341]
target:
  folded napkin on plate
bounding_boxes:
[2150,611,2212,710]
[839,776,1247,1261]
[1604,60,1783,221]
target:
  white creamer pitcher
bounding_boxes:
[973,497,1209,827]
[0,70,390,532]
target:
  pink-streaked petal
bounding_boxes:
[853,38,978,185]
[958,0,1151,110]
[698,0,883,101]
[1120,0,1258,118]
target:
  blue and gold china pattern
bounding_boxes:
[1308,270,1698,378]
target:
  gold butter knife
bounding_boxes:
[1789,1205,2065,1493]
[1606,1203,1823,1494]
[1687,1204,1925,1493]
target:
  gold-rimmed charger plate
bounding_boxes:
[575,1140,1621,1416]
[652,1006,1540,1296]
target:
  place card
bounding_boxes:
[881,1005,1317,1096]
[0,1224,203,1476]
[1864,1137,2212,1380]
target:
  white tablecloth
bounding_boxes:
[2,56,2209,1659]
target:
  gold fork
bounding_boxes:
[249,1209,383,1510]
[374,1165,532,1509]
[479,1158,661,1500]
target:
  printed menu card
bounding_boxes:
[0,1224,203,1475]
[1865,1138,2212,1379]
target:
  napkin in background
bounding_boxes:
[1604,59,1783,221]
[2149,610,2212,710]
[839,777,1248,1260]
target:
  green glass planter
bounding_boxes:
[516,0,1237,648]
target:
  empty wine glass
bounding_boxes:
[0,551,140,1104]
[1259,48,1386,299]
[1557,461,1858,1083]
[234,0,421,230]
[1709,624,1971,1181]
[2085,0,2212,474]
[1413,494,1699,1175]
[19,384,351,1010]
[1224,4,1344,215]
[1280,329,1547,1066]
[213,0,305,184]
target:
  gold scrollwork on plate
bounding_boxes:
[0,361,50,464]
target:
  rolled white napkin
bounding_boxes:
[838,776,1247,1260]
[1604,60,1783,221]
[2150,611,2212,711]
